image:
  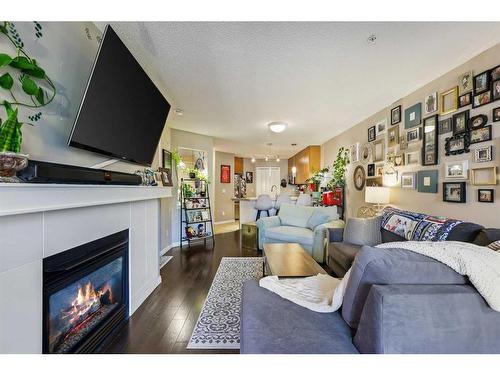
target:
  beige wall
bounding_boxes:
[214,151,235,222]
[322,42,500,227]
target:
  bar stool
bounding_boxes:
[296,193,313,206]
[255,194,273,220]
[274,193,292,215]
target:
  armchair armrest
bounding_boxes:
[312,220,345,262]
[256,216,281,250]
[353,284,500,354]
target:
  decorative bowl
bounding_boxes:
[0,152,29,183]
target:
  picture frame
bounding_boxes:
[458,70,473,94]
[406,127,421,143]
[375,118,387,137]
[440,86,458,115]
[401,172,416,189]
[404,103,422,129]
[375,164,384,177]
[458,92,472,108]
[399,136,408,151]
[160,149,174,187]
[350,142,360,163]
[393,153,405,167]
[444,160,469,180]
[391,105,402,125]
[474,145,493,163]
[157,167,173,187]
[471,166,497,186]
[444,133,470,156]
[493,107,500,122]
[452,110,469,135]
[424,92,438,114]
[474,70,490,94]
[367,163,375,177]
[387,125,400,148]
[478,189,494,203]
[373,139,385,162]
[405,150,420,165]
[368,126,376,142]
[443,182,467,203]
[417,170,439,193]
[468,114,488,130]
[360,143,372,163]
[492,79,500,101]
[245,171,253,183]
[422,115,438,166]
[353,165,366,191]
[491,65,500,81]
[470,125,492,144]
[438,118,453,135]
[220,164,231,183]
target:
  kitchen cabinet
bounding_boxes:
[287,146,321,184]
[234,157,243,175]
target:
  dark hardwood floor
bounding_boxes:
[103,229,260,354]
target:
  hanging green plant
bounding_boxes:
[0,21,56,154]
[327,147,350,190]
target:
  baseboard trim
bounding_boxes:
[160,243,177,256]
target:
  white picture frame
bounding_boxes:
[445,160,469,180]
[424,92,438,114]
[350,142,360,163]
[474,146,493,163]
[401,172,417,189]
[405,150,420,166]
[375,118,387,137]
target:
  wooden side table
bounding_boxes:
[241,222,258,250]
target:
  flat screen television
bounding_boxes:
[68,25,170,166]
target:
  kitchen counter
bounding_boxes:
[234,195,299,224]
[232,196,298,201]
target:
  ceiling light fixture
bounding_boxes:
[251,157,256,163]
[268,121,287,133]
[276,155,280,162]
[175,108,184,116]
[265,156,269,162]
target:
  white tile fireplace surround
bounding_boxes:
[0,183,172,353]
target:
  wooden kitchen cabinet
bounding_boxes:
[287,146,320,184]
[234,157,244,175]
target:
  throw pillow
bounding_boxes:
[307,210,331,230]
[344,216,382,246]
[488,240,500,252]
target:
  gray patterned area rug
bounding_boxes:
[187,257,263,349]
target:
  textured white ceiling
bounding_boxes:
[99,22,500,158]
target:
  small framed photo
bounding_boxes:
[401,172,416,189]
[458,92,472,108]
[387,125,400,148]
[474,70,490,94]
[445,133,470,156]
[422,115,438,166]
[443,182,467,203]
[478,189,494,203]
[404,103,422,129]
[491,65,500,81]
[471,166,497,186]
[452,110,469,135]
[473,91,492,108]
[474,145,493,163]
[399,136,408,151]
[440,86,458,115]
[245,171,253,183]
[493,107,500,122]
[157,167,173,187]
[492,79,500,101]
[470,125,492,144]
[444,160,469,180]
[438,118,453,135]
[391,105,401,125]
[368,125,376,142]
[360,143,372,163]
[376,118,387,137]
[393,153,405,167]
[424,92,438,114]
[367,163,375,177]
[468,114,488,130]
[405,150,420,165]
[375,164,384,177]
[406,127,421,143]
[350,142,360,163]
[373,139,385,162]
[458,70,473,94]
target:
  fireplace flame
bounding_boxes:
[60,282,113,325]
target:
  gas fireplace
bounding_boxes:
[43,230,129,353]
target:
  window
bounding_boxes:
[256,167,281,196]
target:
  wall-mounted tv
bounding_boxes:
[68,25,170,166]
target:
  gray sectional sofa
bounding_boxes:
[241,208,500,354]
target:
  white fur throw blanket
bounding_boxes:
[377,241,500,312]
[259,270,351,313]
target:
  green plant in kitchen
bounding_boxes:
[327,147,350,190]
[306,167,329,191]
[187,167,210,183]
[0,21,56,153]
[171,149,183,168]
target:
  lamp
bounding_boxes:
[268,121,287,133]
[365,186,390,212]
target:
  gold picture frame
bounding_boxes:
[440,86,458,115]
[471,166,497,186]
[373,139,385,162]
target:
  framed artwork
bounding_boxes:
[373,139,385,162]
[387,126,400,148]
[444,160,469,179]
[350,142,360,163]
[353,166,366,191]
[452,110,469,135]
[491,65,500,81]
[478,189,494,203]
[474,70,490,94]
[493,107,500,122]
[406,127,421,143]
[375,164,384,177]
[474,146,493,163]
[393,153,405,167]
[422,115,438,166]
[367,163,375,177]
[443,182,467,203]
[157,167,173,187]
[440,86,458,115]
[424,92,438,114]
[458,92,472,108]
[458,70,473,94]
[220,164,231,183]
[438,118,453,135]
[368,126,376,142]
[444,133,470,156]
[376,118,387,137]
[399,136,408,151]
[473,91,492,108]
[404,103,422,129]
[401,172,416,189]
[405,150,420,165]
[470,125,492,144]
[161,149,174,186]
[492,79,500,101]
[417,170,439,193]
[360,143,372,163]
[471,166,497,186]
[391,105,402,125]
[245,171,253,183]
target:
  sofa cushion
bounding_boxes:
[473,228,500,246]
[448,222,484,242]
[241,280,359,354]
[381,228,407,243]
[278,203,314,228]
[341,246,468,330]
[307,210,331,230]
[344,216,382,246]
[265,226,314,246]
[328,242,362,272]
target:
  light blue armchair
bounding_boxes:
[256,203,344,263]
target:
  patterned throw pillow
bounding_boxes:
[488,240,500,252]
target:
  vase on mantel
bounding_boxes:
[0,152,28,183]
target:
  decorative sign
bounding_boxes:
[220,165,231,183]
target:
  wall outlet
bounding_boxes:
[222,188,226,193]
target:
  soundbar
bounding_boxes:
[18,160,142,185]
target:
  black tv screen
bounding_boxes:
[69,25,170,166]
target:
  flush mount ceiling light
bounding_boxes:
[175,108,184,116]
[268,121,287,133]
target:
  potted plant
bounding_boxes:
[0,22,56,182]
[325,147,350,206]
[306,167,330,199]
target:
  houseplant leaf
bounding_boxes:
[0,107,21,153]
[35,87,45,105]
[0,73,14,90]
[21,76,38,95]
[9,56,35,70]
[0,53,12,67]
[23,65,46,79]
